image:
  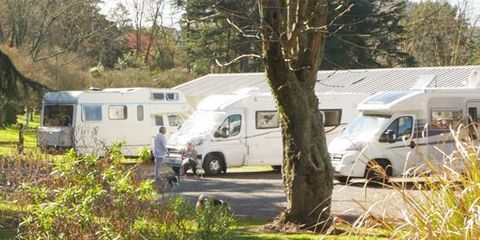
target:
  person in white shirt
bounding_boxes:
[152,127,179,191]
[153,127,168,180]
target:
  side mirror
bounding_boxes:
[385,130,396,143]
[379,129,396,143]
[221,126,230,138]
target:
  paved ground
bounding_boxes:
[159,169,419,221]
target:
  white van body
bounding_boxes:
[167,92,369,175]
[38,88,191,155]
[329,87,480,180]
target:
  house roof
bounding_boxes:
[174,66,480,98]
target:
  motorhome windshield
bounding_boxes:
[43,105,74,127]
[343,114,391,138]
[177,111,226,136]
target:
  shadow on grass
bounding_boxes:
[0,228,15,240]
[231,218,320,240]
[0,201,22,240]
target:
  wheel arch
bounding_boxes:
[364,158,393,177]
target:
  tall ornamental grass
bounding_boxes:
[345,124,480,239]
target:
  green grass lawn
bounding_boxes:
[232,218,319,239]
[0,126,37,155]
[232,218,386,239]
[0,201,23,240]
[0,229,15,240]
[16,114,40,129]
[0,115,39,155]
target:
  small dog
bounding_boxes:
[166,175,180,190]
[196,194,231,213]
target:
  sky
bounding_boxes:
[411,0,480,22]
[98,0,181,28]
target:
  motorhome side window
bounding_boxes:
[108,105,127,120]
[431,110,462,129]
[168,115,183,127]
[215,114,242,138]
[82,105,102,122]
[155,115,164,126]
[256,111,279,129]
[43,105,74,127]
[382,116,413,141]
[152,93,164,100]
[320,109,342,127]
[166,93,179,101]
[137,105,144,121]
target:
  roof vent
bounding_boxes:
[88,87,103,91]
[410,75,436,91]
[467,70,480,88]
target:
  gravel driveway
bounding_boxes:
[160,169,417,221]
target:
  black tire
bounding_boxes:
[271,165,281,172]
[335,176,350,184]
[365,159,392,183]
[203,154,225,176]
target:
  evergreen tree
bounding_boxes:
[0,49,48,126]
[174,0,262,74]
[321,0,413,69]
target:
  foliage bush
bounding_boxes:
[114,52,145,70]
[13,144,235,239]
[135,146,153,164]
[0,152,53,196]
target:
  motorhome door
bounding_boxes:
[213,112,247,167]
[467,101,480,137]
[382,115,427,176]
[245,110,282,166]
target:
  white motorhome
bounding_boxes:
[167,91,369,175]
[329,77,480,182]
[38,88,191,155]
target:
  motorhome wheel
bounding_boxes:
[271,165,281,172]
[203,154,225,176]
[335,176,350,184]
[365,159,392,184]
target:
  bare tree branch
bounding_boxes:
[215,54,261,67]
[225,18,261,39]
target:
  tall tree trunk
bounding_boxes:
[259,0,333,229]
[0,23,4,43]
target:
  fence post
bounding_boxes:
[17,123,24,154]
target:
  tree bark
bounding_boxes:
[259,0,333,230]
[0,23,4,43]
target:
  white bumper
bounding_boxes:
[331,151,367,178]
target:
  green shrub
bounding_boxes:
[194,198,236,240]
[18,147,160,239]
[16,143,236,239]
[114,52,144,70]
[135,146,153,163]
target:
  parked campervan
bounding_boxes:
[38,88,191,155]
[167,91,369,175]
[329,76,480,182]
